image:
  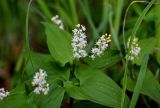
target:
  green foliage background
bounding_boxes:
[0,0,160,108]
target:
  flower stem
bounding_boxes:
[121,61,128,108]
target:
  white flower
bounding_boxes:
[126,37,141,61]
[41,84,49,95]
[51,15,64,29]
[90,33,111,59]
[125,55,134,61]
[33,84,49,95]
[72,24,87,59]
[32,69,49,95]
[32,69,47,86]
[0,88,9,100]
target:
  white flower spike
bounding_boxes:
[0,88,9,100]
[126,37,141,61]
[91,33,111,59]
[32,69,49,95]
[51,15,64,29]
[72,24,88,59]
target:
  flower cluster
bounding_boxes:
[72,24,112,60]
[72,24,87,59]
[51,15,64,29]
[0,88,9,100]
[32,69,49,95]
[90,33,111,59]
[126,37,141,61]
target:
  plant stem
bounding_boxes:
[121,61,128,108]
[69,60,76,108]
[70,62,75,80]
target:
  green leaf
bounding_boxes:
[85,50,121,69]
[24,52,70,81]
[64,81,87,100]
[73,64,129,108]
[37,86,65,108]
[127,69,160,105]
[134,38,156,65]
[43,22,73,66]
[129,55,149,108]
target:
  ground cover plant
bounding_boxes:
[0,0,160,108]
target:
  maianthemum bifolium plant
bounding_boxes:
[0,0,160,108]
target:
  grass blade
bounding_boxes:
[25,0,35,75]
[131,0,156,37]
[109,12,121,52]
[78,0,98,51]
[37,0,52,19]
[69,0,78,24]
[109,10,125,65]
[114,0,124,35]
[129,55,149,108]
[25,0,32,51]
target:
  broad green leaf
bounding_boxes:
[43,22,73,66]
[74,64,129,108]
[85,50,121,69]
[129,55,149,108]
[37,86,65,108]
[64,81,87,100]
[24,52,70,81]
[134,38,156,65]
[127,69,160,105]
